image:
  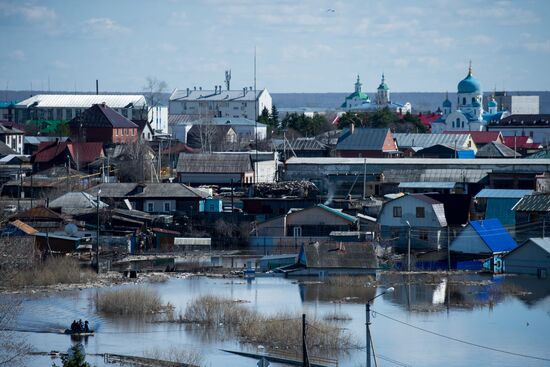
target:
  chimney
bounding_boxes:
[350,123,355,135]
[186,88,190,96]
[214,86,218,94]
[243,87,246,96]
[96,79,99,95]
[219,85,222,94]
[194,86,197,91]
[199,86,202,91]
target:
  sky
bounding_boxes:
[1,0,549,93]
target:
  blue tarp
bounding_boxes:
[458,150,475,159]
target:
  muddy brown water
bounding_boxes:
[7,272,550,367]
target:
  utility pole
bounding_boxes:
[302,314,309,367]
[406,221,411,272]
[362,157,367,200]
[366,303,371,367]
[447,226,451,271]
[543,215,546,238]
[96,189,101,274]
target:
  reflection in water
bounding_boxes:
[9,273,550,367]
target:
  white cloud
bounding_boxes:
[51,60,69,69]
[159,42,178,53]
[9,49,26,61]
[83,17,130,36]
[0,3,58,31]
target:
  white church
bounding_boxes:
[431,63,509,133]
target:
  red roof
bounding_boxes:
[32,141,104,164]
[396,113,442,127]
[443,131,502,144]
[503,136,542,150]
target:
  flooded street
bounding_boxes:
[11,273,550,367]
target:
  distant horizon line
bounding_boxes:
[2,89,549,95]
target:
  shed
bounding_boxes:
[451,219,517,257]
[504,238,550,276]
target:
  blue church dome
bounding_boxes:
[457,74,481,93]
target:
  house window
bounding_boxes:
[164,202,171,212]
[416,207,425,218]
[124,128,128,136]
[147,203,154,212]
[393,206,402,217]
[66,109,73,120]
[419,230,428,241]
[116,129,119,136]
[132,129,135,136]
[293,226,302,237]
[462,97,466,105]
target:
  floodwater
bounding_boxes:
[8,272,550,367]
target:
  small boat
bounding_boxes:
[63,329,94,337]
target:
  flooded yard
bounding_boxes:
[9,272,550,367]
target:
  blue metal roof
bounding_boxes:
[469,219,517,253]
[475,189,533,199]
[457,150,475,159]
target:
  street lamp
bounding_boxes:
[366,287,395,367]
[96,188,101,274]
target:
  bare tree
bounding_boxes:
[143,77,168,121]
[0,300,32,366]
[112,143,156,183]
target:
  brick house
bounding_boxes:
[69,103,138,144]
[336,127,398,158]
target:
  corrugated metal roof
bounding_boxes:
[399,182,456,189]
[170,115,266,127]
[85,183,138,198]
[170,88,266,102]
[49,192,108,210]
[443,131,502,144]
[394,133,471,149]
[9,220,38,235]
[176,153,253,173]
[469,219,517,253]
[16,94,147,108]
[384,168,488,183]
[133,183,208,198]
[476,142,521,158]
[512,193,550,212]
[70,104,138,128]
[276,138,328,151]
[285,157,550,165]
[475,189,533,199]
[337,128,392,151]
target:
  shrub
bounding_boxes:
[96,287,163,315]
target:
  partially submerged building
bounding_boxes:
[504,238,550,276]
[450,219,517,259]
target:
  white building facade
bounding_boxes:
[14,94,148,123]
[169,87,272,120]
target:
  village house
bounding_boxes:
[176,153,254,185]
[251,204,358,250]
[49,192,108,215]
[31,140,104,172]
[475,141,521,158]
[473,189,533,230]
[393,132,476,156]
[0,124,24,154]
[68,103,139,144]
[512,193,550,242]
[502,135,542,155]
[443,131,503,148]
[450,218,517,260]
[336,127,398,158]
[377,193,448,251]
[504,238,550,276]
[128,183,209,215]
[487,114,550,147]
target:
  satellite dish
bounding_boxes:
[65,223,78,236]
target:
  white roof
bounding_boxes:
[169,88,267,102]
[286,157,550,166]
[16,94,147,109]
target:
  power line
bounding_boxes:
[373,310,550,362]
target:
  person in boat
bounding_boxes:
[84,321,89,333]
[70,320,78,333]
